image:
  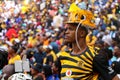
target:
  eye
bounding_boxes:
[81,15,86,20]
[64,28,67,32]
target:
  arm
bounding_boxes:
[112,76,120,80]
[93,48,119,80]
[111,61,120,80]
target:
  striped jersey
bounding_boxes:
[58,47,99,80]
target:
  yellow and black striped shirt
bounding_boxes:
[58,47,99,80]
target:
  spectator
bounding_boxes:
[43,65,53,80]
[30,63,44,80]
[34,45,45,64]
[8,45,21,64]
[0,64,15,80]
[43,45,54,66]
[49,36,59,54]
[52,60,61,80]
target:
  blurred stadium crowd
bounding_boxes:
[0,0,120,80]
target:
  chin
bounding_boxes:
[63,40,72,45]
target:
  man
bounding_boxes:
[43,65,53,80]
[43,45,55,66]
[33,45,45,64]
[0,64,15,80]
[57,3,119,80]
[30,63,45,80]
[111,44,120,79]
[52,60,61,80]
[8,45,21,64]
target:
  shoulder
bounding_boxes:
[88,46,97,54]
[15,55,21,59]
[57,51,69,58]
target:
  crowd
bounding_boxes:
[0,0,120,80]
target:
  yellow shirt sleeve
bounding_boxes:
[50,51,57,61]
[8,55,21,64]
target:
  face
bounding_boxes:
[8,47,14,54]
[30,68,38,76]
[64,24,76,44]
[114,46,120,57]
[64,24,87,44]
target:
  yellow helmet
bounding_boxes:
[66,3,96,29]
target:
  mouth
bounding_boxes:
[64,36,69,39]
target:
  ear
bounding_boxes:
[78,30,86,38]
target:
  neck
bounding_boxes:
[72,38,87,54]
[33,73,39,79]
[54,71,59,74]
[10,53,17,58]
